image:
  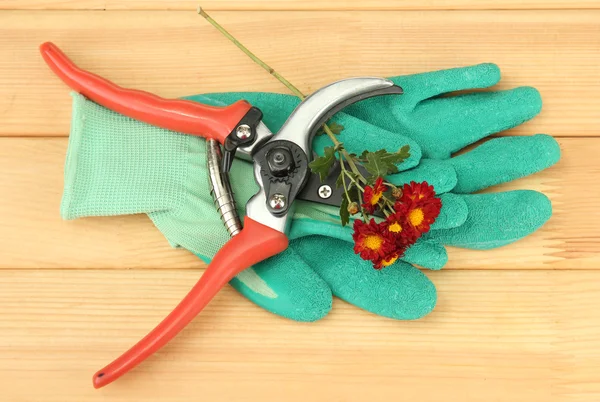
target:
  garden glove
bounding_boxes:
[60,63,559,323]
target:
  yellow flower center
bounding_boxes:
[409,208,425,227]
[388,222,403,233]
[370,191,383,205]
[381,255,398,267]
[363,234,384,251]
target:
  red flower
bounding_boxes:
[362,177,387,213]
[373,251,404,270]
[404,198,442,233]
[352,218,398,266]
[401,181,437,204]
[398,181,442,233]
[352,180,441,270]
[386,203,420,245]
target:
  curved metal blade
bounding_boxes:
[272,77,403,158]
[246,77,402,233]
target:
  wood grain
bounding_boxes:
[0,10,599,137]
[0,269,598,401]
[1,4,599,401]
[0,137,596,269]
[1,0,598,11]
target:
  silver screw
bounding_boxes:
[269,193,287,210]
[318,184,332,199]
[236,124,251,139]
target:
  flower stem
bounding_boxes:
[381,194,396,206]
[340,160,352,203]
[357,190,368,222]
[197,7,304,99]
[341,150,365,183]
[343,170,365,192]
[197,6,340,147]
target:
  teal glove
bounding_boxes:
[190,63,558,316]
[60,63,559,323]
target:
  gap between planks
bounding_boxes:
[0,137,598,269]
[0,10,599,137]
[1,0,600,11]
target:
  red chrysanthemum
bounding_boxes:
[386,202,421,246]
[401,181,437,204]
[397,181,442,233]
[373,250,405,270]
[352,218,397,265]
[362,177,387,213]
[352,180,441,269]
[404,198,442,234]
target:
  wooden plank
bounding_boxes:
[0,10,599,137]
[0,137,596,269]
[0,269,598,401]
[1,0,598,11]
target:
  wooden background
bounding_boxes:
[1,1,599,401]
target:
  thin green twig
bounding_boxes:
[340,162,352,203]
[197,7,304,99]
[197,6,356,156]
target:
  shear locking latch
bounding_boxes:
[222,107,263,172]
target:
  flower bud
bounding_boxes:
[392,187,403,199]
[347,202,359,215]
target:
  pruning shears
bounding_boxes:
[40,42,403,388]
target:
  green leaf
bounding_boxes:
[363,151,388,178]
[398,144,411,160]
[340,197,350,227]
[308,146,337,182]
[361,146,411,176]
[315,121,344,136]
[365,175,378,185]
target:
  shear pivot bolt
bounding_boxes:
[318,185,332,199]
[269,193,287,210]
[236,124,251,139]
[267,147,295,177]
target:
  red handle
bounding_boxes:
[92,217,288,389]
[39,42,252,143]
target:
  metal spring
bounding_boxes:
[206,139,242,237]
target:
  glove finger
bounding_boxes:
[386,159,457,194]
[430,191,552,250]
[403,239,448,270]
[338,64,500,135]
[293,236,437,320]
[391,63,501,105]
[413,86,542,158]
[449,134,561,194]
[431,193,468,230]
[196,248,333,322]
